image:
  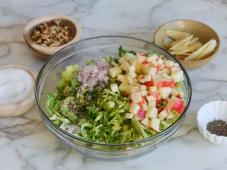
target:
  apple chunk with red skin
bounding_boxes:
[167,97,185,114]
[157,80,175,88]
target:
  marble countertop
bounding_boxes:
[1,0,227,169]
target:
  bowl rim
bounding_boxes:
[153,19,220,62]
[35,35,192,146]
[23,15,81,56]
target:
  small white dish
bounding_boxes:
[0,65,35,117]
[197,100,227,145]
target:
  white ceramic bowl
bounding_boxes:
[0,65,35,117]
[197,100,227,145]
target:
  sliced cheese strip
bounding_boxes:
[169,35,193,51]
[187,41,203,52]
[196,39,217,60]
[176,41,202,54]
[170,39,202,55]
[166,29,190,40]
[169,39,180,47]
[163,37,174,49]
[180,52,193,56]
[188,37,199,45]
[170,49,189,55]
[185,40,213,61]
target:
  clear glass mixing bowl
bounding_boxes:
[35,36,192,160]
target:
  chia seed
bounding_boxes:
[207,119,227,137]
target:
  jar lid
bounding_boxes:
[0,65,35,117]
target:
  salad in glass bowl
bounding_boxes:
[46,46,186,144]
[35,36,191,159]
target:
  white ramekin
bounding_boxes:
[197,100,227,145]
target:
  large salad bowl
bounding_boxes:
[35,36,192,160]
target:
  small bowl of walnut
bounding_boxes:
[23,15,81,59]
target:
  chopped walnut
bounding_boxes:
[31,20,74,47]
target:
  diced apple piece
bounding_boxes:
[137,54,147,63]
[129,102,140,114]
[132,78,138,85]
[151,91,160,101]
[141,118,150,127]
[157,63,164,71]
[140,85,147,91]
[173,63,180,68]
[170,66,180,73]
[148,99,156,108]
[110,83,119,93]
[142,104,148,111]
[130,60,137,66]
[147,67,157,76]
[158,109,168,120]
[147,54,158,62]
[172,71,184,82]
[117,74,128,83]
[131,86,140,93]
[160,72,171,79]
[166,80,176,87]
[147,55,163,67]
[165,60,174,68]
[131,91,142,103]
[150,118,160,132]
[137,98,148,113]
[146,95,156,102]
[147,107,158,118]
[166,112,174,120]
[149,86,157,93]
[128,65,136,72]
[178,104,185,114]
[125,113,134,119]
[140,90,147,96]
[143,75,152,82]
[159,87,172,99]
[156,80,165,88]
[126,52,136,60]
[119,83,131,93]
[138,97,148,111]
[172,89,183,98]
[157,80,175,88]
[167,97,185,114]
[138,97,147,106]
[120,61,130,71]
[109,66,122,78]
[127,76,134,85]
[136,108,146,120]
[138,75,146,83]
[142,63,153,74]
[153,74,162,85]
[144,80,154,87]
[128,71,137,79]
